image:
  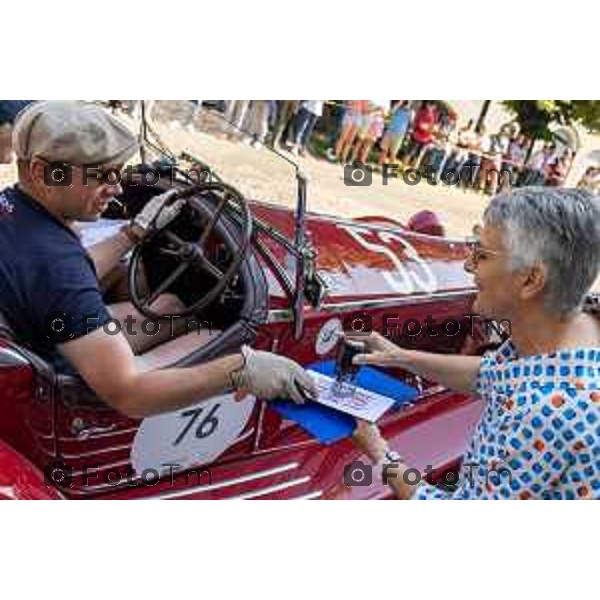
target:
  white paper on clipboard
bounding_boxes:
[308,370,396,422]
[76,219,129,248]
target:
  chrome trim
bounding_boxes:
[61,429,260,492]
[233,427,255,445]
[61,425,254,463]
[267,288,475,323]
[232,476,311,500]
[71,460,131,479]
[59,444,132,460]
[253,402,267,452]
[58,427,138,443]
[0,485,17,499]
[71,423,118,440]
[0,346,30,367]
[149,461,301,500]
[293,490,322,500]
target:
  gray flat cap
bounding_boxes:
[12,101,139,166]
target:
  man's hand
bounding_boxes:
[231,346,317,405]
[132,189,185,238]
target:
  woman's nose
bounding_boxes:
[464,254,476,274]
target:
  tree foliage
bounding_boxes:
[501,100,600,140]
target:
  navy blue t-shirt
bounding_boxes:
[0,101,33,125]
[0,185,111,373]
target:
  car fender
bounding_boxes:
[0,439,62,500]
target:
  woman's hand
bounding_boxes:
[352,420,417,500]
[352,419,389,464]
[344,331,411,369]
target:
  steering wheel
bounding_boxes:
[128,182,253,320]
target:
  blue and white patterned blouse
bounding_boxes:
[414,339,600,499]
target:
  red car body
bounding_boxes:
[0,188,486,500]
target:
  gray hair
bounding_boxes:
[484,187,600,315]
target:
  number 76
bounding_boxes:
[173,404,221,446]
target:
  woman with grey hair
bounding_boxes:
[349,187,600,499]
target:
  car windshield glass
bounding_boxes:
[135,101,301,210]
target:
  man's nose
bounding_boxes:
[105,181,123,198]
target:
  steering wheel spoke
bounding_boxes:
[197,192,230,250]
[128,182,253,320]
[142,260,190,309]
[197,254,224,280]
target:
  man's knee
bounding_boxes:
[150,293,186,315]
[107,294,186,355]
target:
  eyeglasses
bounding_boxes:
[465,225,507,264]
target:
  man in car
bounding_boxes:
[0,101,316,418]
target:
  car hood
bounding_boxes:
[250,202,474,303]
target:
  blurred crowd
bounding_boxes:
[214,100,324,157]
[195,100,594,195]
[322,100,578,194]
[2,99,599,195]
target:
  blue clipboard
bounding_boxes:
[271,360,417,445]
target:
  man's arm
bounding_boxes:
[347,332,481,395]
[86,225,138,281]
[59,328,316,418]
[85,188,183,280]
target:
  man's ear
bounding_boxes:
[519,262,547,302]
[28,157,47,186]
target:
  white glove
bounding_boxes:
[132,189,185,235]
[231,346,317,405]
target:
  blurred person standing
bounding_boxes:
[244,101,270,148]
[427,111,458,181]
[440,119,474,182]
[325,101,346,160]
[458,125,483,190]
[334,100,367,164]
[0,101,33,163]
[578,166,600,194]
[378,101,413,166]
[351,100,389,164]
[288,101,324,156]
[222,100,250,139]
[403,101,437,168]
[521,143,556,186]
[270,100,299,148]
[499,134,528,192]
[545,150,572,187]
[477,129,510,195]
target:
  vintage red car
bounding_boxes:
[0,109,490,500]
